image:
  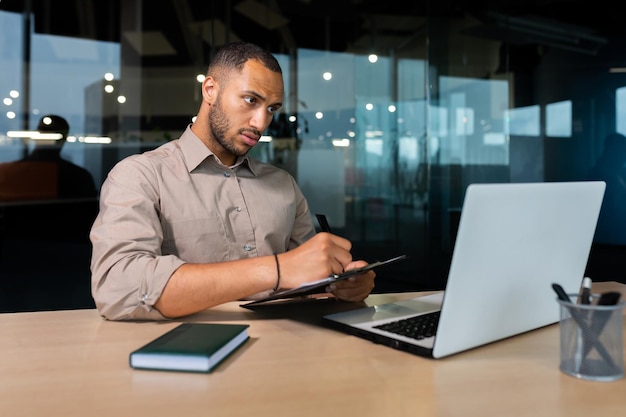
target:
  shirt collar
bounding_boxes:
[179,125,258,176]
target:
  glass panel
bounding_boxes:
[2,1,626,312]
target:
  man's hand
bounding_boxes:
[326,260,376,302]
[277,232,352,288]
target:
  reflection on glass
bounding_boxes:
[616,87,626,136]
[436,77,509,166]
[505,105,540,136]
[546,100,572,137]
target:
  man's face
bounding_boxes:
[208,59,283,163]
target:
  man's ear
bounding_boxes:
[202,76,218,104]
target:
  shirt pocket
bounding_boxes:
[161,217,227,262]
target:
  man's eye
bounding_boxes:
[267,106,279,114]
[244,97,256,104]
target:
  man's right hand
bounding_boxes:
[276,232,353,289]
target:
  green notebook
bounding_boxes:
[129,323,250,373]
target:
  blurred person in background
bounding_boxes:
[0,114,97,201]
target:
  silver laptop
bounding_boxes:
[324,181,606,358]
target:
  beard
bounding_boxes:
[208,94,261,158]
[208,95,242,157]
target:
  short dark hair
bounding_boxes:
[207,42,282,80]
[37,114,69,135]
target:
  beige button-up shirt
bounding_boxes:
[90,126,315,320]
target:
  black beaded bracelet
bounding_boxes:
[272,252,281,291]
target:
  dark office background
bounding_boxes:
[1,0,625,313]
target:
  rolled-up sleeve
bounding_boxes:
[90,155,185,321]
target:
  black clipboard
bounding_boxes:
[241,254,407,307]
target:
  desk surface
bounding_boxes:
[1,282,626,417]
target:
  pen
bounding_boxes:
[595,291,621,306]
[578,277,592,305]
[552,281,590,373]
[551,283,618,372]
[581,291,622,361]
[574,277,592,372]
[315,213,332,233]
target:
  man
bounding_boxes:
[90,42,375,321]
[0,114,97,201]
[587,132,626,245]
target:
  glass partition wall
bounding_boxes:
[1,1,624,312]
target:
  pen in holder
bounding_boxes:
[556,293,625,382]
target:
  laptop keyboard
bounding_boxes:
[373,311,440,340]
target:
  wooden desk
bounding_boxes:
[1,282,625,417]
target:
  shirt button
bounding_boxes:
[235,206,241,212]
[244,244,252,251]
[224,171,231,177]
